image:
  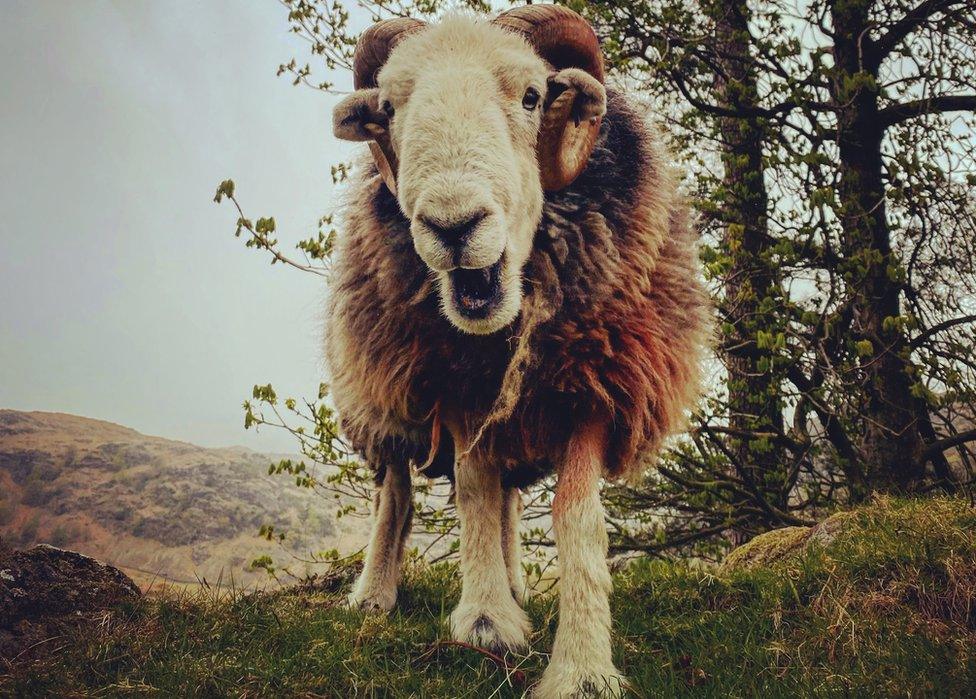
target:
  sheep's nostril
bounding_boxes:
[419,210,489,248]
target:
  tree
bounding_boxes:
[573,0,976,541]
[825,0,975,491]
[707,0,789,537]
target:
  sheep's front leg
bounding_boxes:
[536,423,626,698]
[451,459,531,652]
[501,486,528,604]
[347,460,413,611]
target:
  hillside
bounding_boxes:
[2,497,975,696]
[0,410,365,588]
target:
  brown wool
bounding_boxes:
[325,89,712,487]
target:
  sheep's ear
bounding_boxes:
[332,88,400,196]
[332,88,388,141]
[538,68,607,191]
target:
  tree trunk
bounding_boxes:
[709,0,788,528]
[829,0,926,492]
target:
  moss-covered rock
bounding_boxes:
[720,525,812,572]
[721,504,878,572]
[0,543,141,658]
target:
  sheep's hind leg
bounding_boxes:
[501,486,528,605]
[347,459,413,612]
[535,423,626,698]
[450,459,531,653]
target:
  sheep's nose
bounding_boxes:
[419,210,489,248]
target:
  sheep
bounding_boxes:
[325,5,710,696]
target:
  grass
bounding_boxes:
[2,496,975,697]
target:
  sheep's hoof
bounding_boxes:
[534,663,628,698]
[346,585,396,612]
[450,598,531,653]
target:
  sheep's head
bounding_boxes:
[333,5,606,334]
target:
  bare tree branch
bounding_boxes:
[871,0,968,63]
[923,429,976,459]
[879,94,976,127]
[910,314,976,349]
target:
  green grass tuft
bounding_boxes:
[3,496,975,697]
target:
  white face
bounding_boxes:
[377,20,550,334]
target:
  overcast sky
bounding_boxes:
[0,1,362,452]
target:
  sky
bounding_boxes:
[0,1,362,452]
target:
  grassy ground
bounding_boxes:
[2,497,975,697]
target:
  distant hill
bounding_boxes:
[0,410,367,588]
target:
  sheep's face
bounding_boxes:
[333,13,606,335]
[380,21,548,334]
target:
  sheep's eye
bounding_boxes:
[521,87,540,111]
[381,100,395,118]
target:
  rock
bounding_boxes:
[720,510,856,573]
[720,526,811,573]
[0,542,141,659]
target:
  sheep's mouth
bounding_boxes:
[449,259,503,319]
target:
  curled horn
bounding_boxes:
[352,18,426,195]
[493,5,605,191]
[353,17,426,90]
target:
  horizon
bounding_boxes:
[0,406,298,454]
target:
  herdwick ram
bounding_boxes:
[326,5,710,696]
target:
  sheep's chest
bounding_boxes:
[404,314,515,421]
